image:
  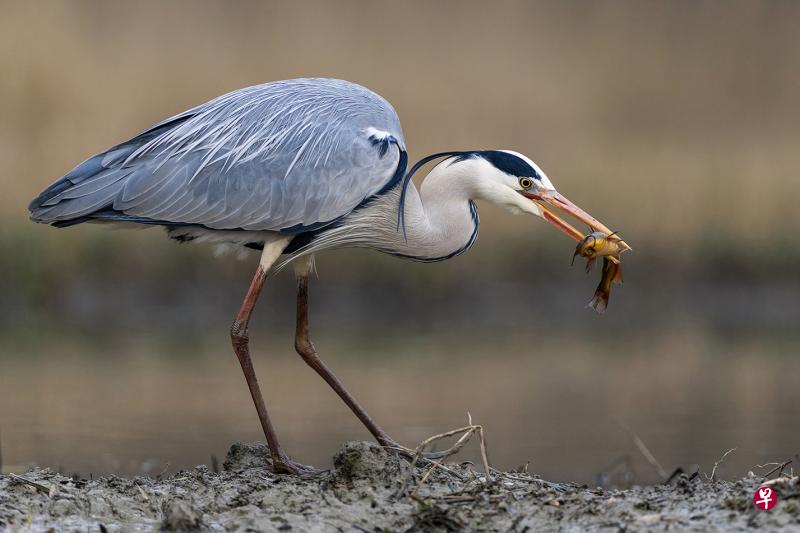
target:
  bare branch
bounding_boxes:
[708,448,737,481]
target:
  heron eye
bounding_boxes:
[519,177,534,189]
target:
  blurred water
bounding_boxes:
[1,225,798,487]
[1,322,797,486]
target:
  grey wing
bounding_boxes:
[29,78,406,232]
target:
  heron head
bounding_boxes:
[453,150,626,246]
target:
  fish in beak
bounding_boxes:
[520,189,631,252]
[520,188,630,313]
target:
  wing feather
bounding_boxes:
[29,78,405,233]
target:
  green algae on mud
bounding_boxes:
[1,441,798,532]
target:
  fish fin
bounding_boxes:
[587,290,608,314]
[612,265,624,284]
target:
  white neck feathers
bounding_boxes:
[291,159,482,262]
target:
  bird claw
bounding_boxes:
[380,439,449,462]
[270,455,324,476]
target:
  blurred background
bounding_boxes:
[1,1,798,486]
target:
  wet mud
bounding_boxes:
[1,441,798,531]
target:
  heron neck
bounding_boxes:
[292,166,479,262]
[378,174,479,261]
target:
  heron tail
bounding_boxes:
[28,115,192,227]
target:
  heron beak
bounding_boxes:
[521,190,631,250]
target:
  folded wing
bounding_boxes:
[29,78,406,233]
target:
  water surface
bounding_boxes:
[2,325,796,486]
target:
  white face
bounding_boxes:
[454,150,556,217]
[432,149,621,245]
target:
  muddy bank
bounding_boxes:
[1,441,798,532]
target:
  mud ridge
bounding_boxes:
[1,441,798,531]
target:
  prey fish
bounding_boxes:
[573,231,628,313]
[573,231,628,273]
[586,257,623,313]
[534,201,630,313]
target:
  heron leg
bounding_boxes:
[293,257,399,449]
[230,239,318,475]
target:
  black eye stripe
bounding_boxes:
[450,151,539,179]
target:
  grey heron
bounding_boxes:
[29,78,624,474]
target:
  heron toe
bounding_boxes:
[271,455,324,476]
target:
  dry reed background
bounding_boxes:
[0,1,799,483]
[2,1,799,246]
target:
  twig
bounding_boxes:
[490,468,566,491]
[135,484,149,501]
[762,460,792,479]
[412,464,439,496]
[465,412,492,484]
[761,475,799,487]
[617,420,668,479]
[386,426,476,468]
[394,425,476,497]
[476,425,492,484]
[492,470,531,483]
[411,455,470,496]
[398,414,494,496]
[708,448,737,481]
[9,473,51,494]
[413,426,476,460]
[425,458,466,482]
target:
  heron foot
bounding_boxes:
[378,438,450,462]
[271,454,323,476]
